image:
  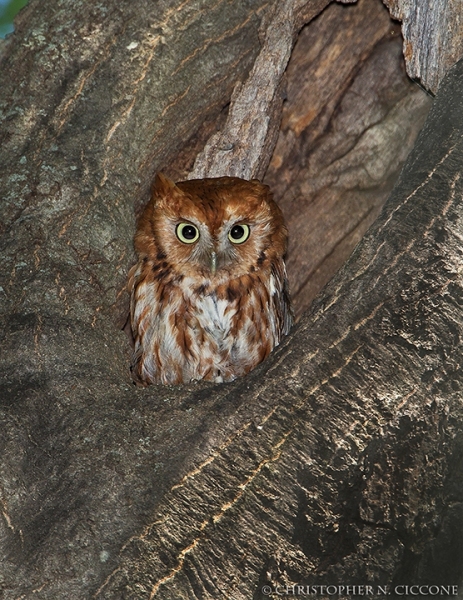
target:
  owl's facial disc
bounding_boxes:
[172,217,253,276]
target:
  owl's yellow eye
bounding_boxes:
[176,223,199,244]
[228,224,250,244]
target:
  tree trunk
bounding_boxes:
[383,0,463,94]
[1,0,462,598]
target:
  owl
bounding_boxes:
[128,173,292,385]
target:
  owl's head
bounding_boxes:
[135,173,287,280]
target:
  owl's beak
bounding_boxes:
[210,251,217,275]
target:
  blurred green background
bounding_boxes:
[0,0,29,38]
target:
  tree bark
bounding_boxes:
[383,0,463,94]
[264,0,432,317]
[1,1,463,599]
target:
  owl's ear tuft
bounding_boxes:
[153,172,178,195]
[152,172,185,211]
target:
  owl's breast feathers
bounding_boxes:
[129,259,292,385]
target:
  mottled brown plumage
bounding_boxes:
[128,173,292,385]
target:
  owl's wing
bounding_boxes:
[281,274,294,335]
[271,260,294,337]
[130,343,149,387]
[128,260,159,386]
[127,262,142,335]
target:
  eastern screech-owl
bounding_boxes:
[128,173,292,385]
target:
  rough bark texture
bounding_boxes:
[383,0,463,93]
[187,0,298,181]
[265,0,432,317]
[1,0,462,599]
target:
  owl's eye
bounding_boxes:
[176,223,199,244]
[228,224,250,244]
